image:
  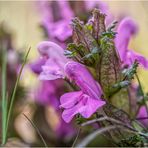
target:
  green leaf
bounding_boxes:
[122,61,139,80]
[112,80,130,89]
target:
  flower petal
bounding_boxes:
[64,61,102,99]
[62,103,82,123]
[52,21,72,41]
[35,81,59,107]
[30,58,46,74]
[137,106,148,127]
[60,91,82,109]
[37,42,69,80]
[37,41,66,61]
[39,65,64,80]
[115,17,138,61]
[61,93,106,123]
[128,50,148,69]
[78,94,106,118]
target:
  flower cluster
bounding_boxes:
[31,1,111,140]
[31,3,148,146]
[37,1,112,44]
[35,8,148,122]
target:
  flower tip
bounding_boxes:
[37,41,51,56]
[37,41,64,57]
[118,17,138,35]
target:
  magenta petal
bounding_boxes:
[37,41,69,80]
[39,64,64,80]
[64,61,102,99]
[58,1,74,20]
[137,106,148,127]
[128,50,148,69]
[79,94,106,118]
[37,41,65,59]
[115,17,138,61]
[60,91,82,109]
[38,1,73,41]
[52,21,72,41]
[62,103,81,123]
[30,58,46,74]
[36,81,59,107]
[61,93,106,123]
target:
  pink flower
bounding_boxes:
[37,41,69,80]
[38,1,74,41]
[30,43,75,137]
[37,1,110,42]
[115,17,148,68]
[60,62,106,123]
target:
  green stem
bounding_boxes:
[135,73,148,117]
[5,47,31,140]
[1,45,7,145]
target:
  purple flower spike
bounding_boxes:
[37,41,69,80]
[60,62,105,123]
[115,17,148,68]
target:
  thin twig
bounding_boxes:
[77,125,122,147]
[23,114,48,147]
[81,116,148,139]
[71,128,81,148]
[135,73,148,117]
[81,116,121,127]
[78,122,148,147]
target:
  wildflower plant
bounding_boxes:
[37,9,148,146]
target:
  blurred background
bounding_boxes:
[1,1,148,147]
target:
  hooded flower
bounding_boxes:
[115,17,148,68]
[37,41,69,80]
[30,41,69,107]
[38,1,73,42]
[60,61,106,123]
[30,43,75,137]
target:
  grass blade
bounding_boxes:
[5,47,31,141]
[23,113,48,147]
[1,45,7,145]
